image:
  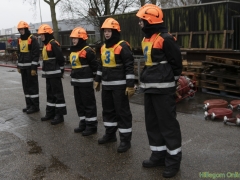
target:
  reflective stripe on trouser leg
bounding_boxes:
[102,89,118,135]
[113,89,132,142]
[48,77,67,115]
[144,93,182,168]
[74,86,97,129]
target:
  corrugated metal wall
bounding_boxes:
[99,1,240,51]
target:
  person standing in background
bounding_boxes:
[17,21,40,114]
[69,27,98,136]
[37,24,67,125]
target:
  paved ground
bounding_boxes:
[0,65,240,180]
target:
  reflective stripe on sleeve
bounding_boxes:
[97,71,102,76]
[102,80,126,85]
[126,74,135,79]
[31,62,38,65]
[104,122,117,126]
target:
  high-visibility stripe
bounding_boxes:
[48,57,56,60]
[126,74,135,79]
[71,78,93,83]
[25,94,39,98]
[85,117,97,121]
[150,145,167,151]
[79,116,85,120]
[118,128,132,133]
[151,61,167,65]
[56,103,66,107]
[18,63,31,66]
[97,71,102,76]
[47,102,55,106]
[42,70,61,75]
[31,62,38,65]
[167,147,182,155]
[104,122,117,126]
[60,66,64,69]
[140,81,175,88]
[102,80,126,85]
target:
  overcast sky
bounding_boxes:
[0,0,60,29]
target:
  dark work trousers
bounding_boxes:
[46,77,67,117]
[144,93,182,169]
[74,86,97,130]
[21,69,39,109]
[102,89,132,142]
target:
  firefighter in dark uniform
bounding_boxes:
[94,18,135,153]
[69,27,98,136]
[136,4,182,178]
[37,24,67,125]
[17,21,40,114]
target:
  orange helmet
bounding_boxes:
[101,18,121,32]
[37,24,53,34]
[17,21,29,29]
[136,4,163,24]
[70,27,88,40]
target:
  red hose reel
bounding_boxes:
[203,99,228,110]
[204,108,233,120]
[228,100,240,111]
[224,114,240,126]
[176,76,196,102]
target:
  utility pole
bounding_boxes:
[39,0,43,24]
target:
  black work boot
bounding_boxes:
[117,141,131,153]
[82,128,97,136]
[26,107,40,114]
[74,126,85,133]
[142,159,165,168]
[162,167,179,178]
[41,115,55,121]
[22,107,29,112]
[51,115,64,125]
[98,134,117,144]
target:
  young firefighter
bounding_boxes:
[17,21,40,114]
[69,27,98,136]
[136,4,182,178]
[94,18,135,153]
[37,24,67,125]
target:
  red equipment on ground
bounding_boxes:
[224,114,240,125]
[203,99,228,110]
[176,76,197,102]
[204,108,233,120]
[228,100,240,111]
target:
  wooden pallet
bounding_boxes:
[201,73,240,86]
[204,56,240,67]
[201,87,240,99]
[200,80,240,91]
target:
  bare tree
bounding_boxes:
[23,0,61,41]
[59,0,137,28]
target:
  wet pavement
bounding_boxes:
[0,65,240,180]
